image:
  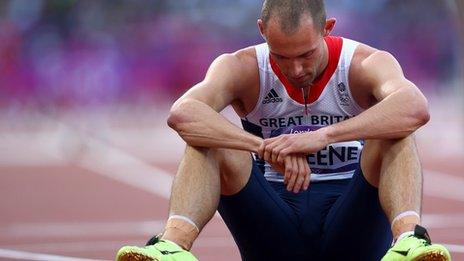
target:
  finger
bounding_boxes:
[271,143,286,163]
[258,141,265,159]
[302,155,311,190]
[303,167,311,190]
[283,156,290,184]
[269,144,279,164]
[267,137,284,162]
[298,155,309,191]
[278,147,293,164]
[286,156,298,191]
[277,154,284,165]
[272,143,288,164]
[293,156,306,193]
[262,138,277,160]
[263,143,273,162]
[284,156,292,185]
[266,136,278,143]
[271,147,278,163]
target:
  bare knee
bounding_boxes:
[213,148,253,196]
[361,135,418,187]
[182,146,253,196]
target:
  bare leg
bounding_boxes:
[162,145,252,249]
[361,135,422,239]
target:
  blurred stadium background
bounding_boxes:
[0,1,463,260]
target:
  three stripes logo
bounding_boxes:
[262,89,283,104]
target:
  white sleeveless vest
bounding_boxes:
[241,37,365,182]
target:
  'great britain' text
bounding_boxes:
[259,115,353,128]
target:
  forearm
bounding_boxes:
[324,87,430,143]
[167,99,262,153]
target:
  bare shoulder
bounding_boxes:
[224,47,259,117]
[349,42,405,108]
[232,46,259,91]
[351,43,405,85]
[205,46,258,88]
[201,46,259,116]
[231,46,260,116]
[351,43,378,67]
[233,46,258,67]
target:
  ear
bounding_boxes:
[323,18,336,36]
[257,19,266,40]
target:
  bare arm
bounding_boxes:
[168,47,312,193]
[260,49,430,161]
[169,48,311,193]
[167,49,262,153]
[323,50,430,143]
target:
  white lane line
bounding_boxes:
[0,248,104,261]
[46,123,175,199]
[0,132,67,167]
[0,122,175,199]
[75,133,173,199]
[423,170,464,202]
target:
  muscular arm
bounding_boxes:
[167,49,262,153]
[170,49,310,192]
[323,50,430,143]
[261,48,430,161]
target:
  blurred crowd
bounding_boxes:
[0,0,461,112]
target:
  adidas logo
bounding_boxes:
[262,89,283,104]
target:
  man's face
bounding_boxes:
[262,15,326,89]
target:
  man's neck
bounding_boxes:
[317,39,330,79]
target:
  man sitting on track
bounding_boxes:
[117,0,451,260]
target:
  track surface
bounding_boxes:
[0,102,463,260]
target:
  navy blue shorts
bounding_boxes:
[218,160,392,260]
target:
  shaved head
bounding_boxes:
[261,0,326,35]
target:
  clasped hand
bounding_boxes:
[257,130,329,193]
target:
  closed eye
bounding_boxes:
[272,53,287,60]
[301,50,315,58]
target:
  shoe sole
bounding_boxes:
[117,251,159,261]
[414,250,450,261]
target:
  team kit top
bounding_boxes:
[241,36,365,182]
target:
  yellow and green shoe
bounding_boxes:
[116,235,198,261]
[381,225,451,261]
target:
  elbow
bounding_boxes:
[167,99,191,132]
[394,86,430,138]
[415,104,430,127]
[167,111,181,132]
[409,90,430,131]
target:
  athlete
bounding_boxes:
[117,0,451,260]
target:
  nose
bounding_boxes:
[289,59,304,78]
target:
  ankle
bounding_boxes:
[391,211,420,241]
[161,215,200,250]
[161,233,191,250]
